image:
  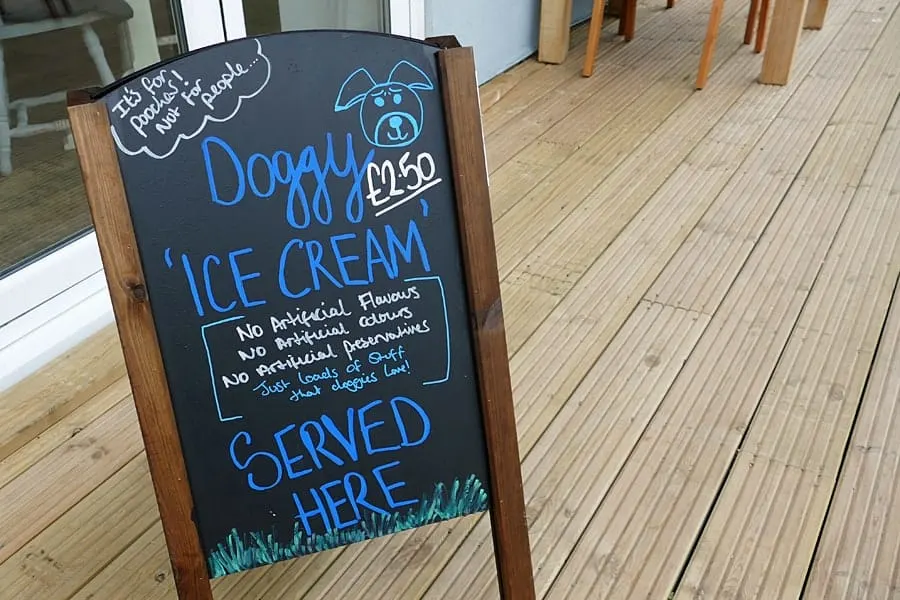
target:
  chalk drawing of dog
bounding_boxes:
[334,60,435,149]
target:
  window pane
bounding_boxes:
[0,0,185,276]
[242,0,389,37]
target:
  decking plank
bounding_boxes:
[506,0,855,466]
[499,30,776,354]
[417,1,867,595]
[69,523,171,600]
[476,57,545,115]
[492,15,747,282]
[0,377,129,488]
[481,24,591,137]
[0,455,156,599]
[429,303,709,599]
[675,10,900,598]
[0,325,123,462]
[0,398,143,565]
[648,1,900,315]
[345,303,707,600]
[804,128,900,600]
[542,3,899,598]
[486,0,746,229]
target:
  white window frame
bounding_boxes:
[390,0,427,39]
[219,0,426,40]
[0,0,228,391]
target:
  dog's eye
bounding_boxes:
[393,94,402,105]
[374,96,386,107]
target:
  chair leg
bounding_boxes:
[667,0,675,7]
[696,0,725,89]
[745,0,761,44]
[755,0,771,53]
[582,0,607,77]
[119,22,136,76]
[623,0,638,41]
[0,41,11,176]
[804,0,828,29]
[81,24,115,85]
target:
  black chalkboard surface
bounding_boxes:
[69,30,534,600]
[103,31,488,575]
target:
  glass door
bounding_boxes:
[0,0,228,389]
[219,0,425,40]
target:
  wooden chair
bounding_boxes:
[695,0,727,89]
[582,0,677,77]
[696,0,770,89]
[696,0,829,89]
[582,0,638,77]
[582,0,827,85]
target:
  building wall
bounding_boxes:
[425,0,593,84]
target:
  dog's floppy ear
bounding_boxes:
[387,60,434,91]
[335,67,377,112]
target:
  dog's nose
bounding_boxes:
[389,116,403,129]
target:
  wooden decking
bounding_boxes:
[3,0,900,597]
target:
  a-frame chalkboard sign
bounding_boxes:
[66,30,534,599]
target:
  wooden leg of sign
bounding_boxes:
[66,91,214,600]
[433,41,536,600]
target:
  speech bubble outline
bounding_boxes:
[109,38,272,161]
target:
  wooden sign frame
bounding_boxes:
[67,36,534,600]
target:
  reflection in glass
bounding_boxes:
[0,0,182,276]
[242,0,389,37]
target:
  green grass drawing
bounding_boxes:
[207,474,489,578]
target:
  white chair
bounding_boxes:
[0,1,135,175]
